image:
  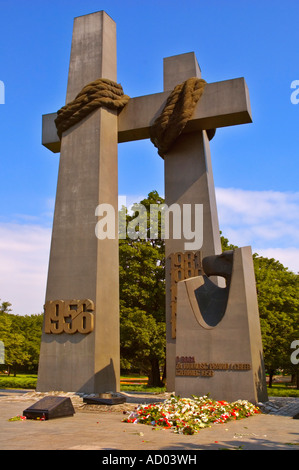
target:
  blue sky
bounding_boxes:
[0,0,298,315]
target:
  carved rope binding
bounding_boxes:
[54,78,130,139]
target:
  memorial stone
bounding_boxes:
[23,396,75,420]
[39,10,266,403]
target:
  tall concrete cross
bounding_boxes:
[37,11,120,393]
[39,10,252,393]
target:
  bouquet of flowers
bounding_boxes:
[123,395,260,435]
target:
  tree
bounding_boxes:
[14,314,43,371]
[0,301,12,371]
[253,255,299,388]
[0,300,43,374]
[120,307,165,386]
[119,191,166,386]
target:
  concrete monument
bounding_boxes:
[175,247,268,403]
[37,12,120,393]
[38,10,266,402]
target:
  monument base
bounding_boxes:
[175,246,268,405]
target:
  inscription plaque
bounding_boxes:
[175,356,251,377]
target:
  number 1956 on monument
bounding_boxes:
[44,299,94,335]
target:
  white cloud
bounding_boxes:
[216,187,299,273]
[254,247,299,274]
[0,223,51,315]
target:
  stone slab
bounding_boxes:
[23,396,75,420]
[83,393,126,406]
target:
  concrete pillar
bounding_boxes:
[163,53,222,391]
[37,11,120,393]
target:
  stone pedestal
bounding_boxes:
[175,246,268,404]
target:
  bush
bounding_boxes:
[0,374,37,389]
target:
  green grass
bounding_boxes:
[0,373,165,393]
[120,375,165,393]
[267,383,299,398]
[120,384,166,393]
[0,373,298,398]
[0,373,37,390]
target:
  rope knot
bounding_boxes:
[150,77,208,158]
[55,78,130,139]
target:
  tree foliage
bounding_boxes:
[253,255,299,386]
[0,301,42,375]
[222,234,299,387]
[119,191,166,386]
